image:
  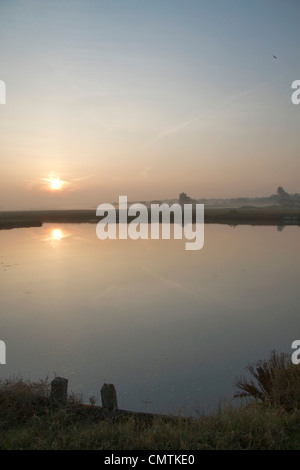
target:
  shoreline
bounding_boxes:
[0,206,299,230]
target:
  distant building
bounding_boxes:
[179,192,196,205]
[277,186,300,207]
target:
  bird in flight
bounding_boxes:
[273,55,277,59]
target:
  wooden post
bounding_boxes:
[50,377,68,404]
[101,383,118,411]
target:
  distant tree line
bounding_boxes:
[178,187,300,207]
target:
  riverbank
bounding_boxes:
[0,395,297,450]
[0,206,299,230]
[1,351,300,450]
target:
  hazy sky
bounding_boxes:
[0,0,299,209]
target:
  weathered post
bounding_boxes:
[101,383,118,411]
[50,377,68,404]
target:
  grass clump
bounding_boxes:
[233,350,300,410]
[0,376,51,431]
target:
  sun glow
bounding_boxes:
[43,227,68,243]
[52,229,63,241]
[44,172,64,191]
[50,178,62,190]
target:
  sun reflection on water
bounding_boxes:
[43,227,67,244]
[52,229,63,241]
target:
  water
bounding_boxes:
[0,223,299,416]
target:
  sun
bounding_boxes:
[44,172,64,191]
[50,177,62,190]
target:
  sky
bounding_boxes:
[0,0,299,209]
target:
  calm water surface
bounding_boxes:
[0,223,299,415]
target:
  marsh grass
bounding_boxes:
[0,393,294,450]
[233,350,300,410]
[1,351,300,450]
[0,376,51,431]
